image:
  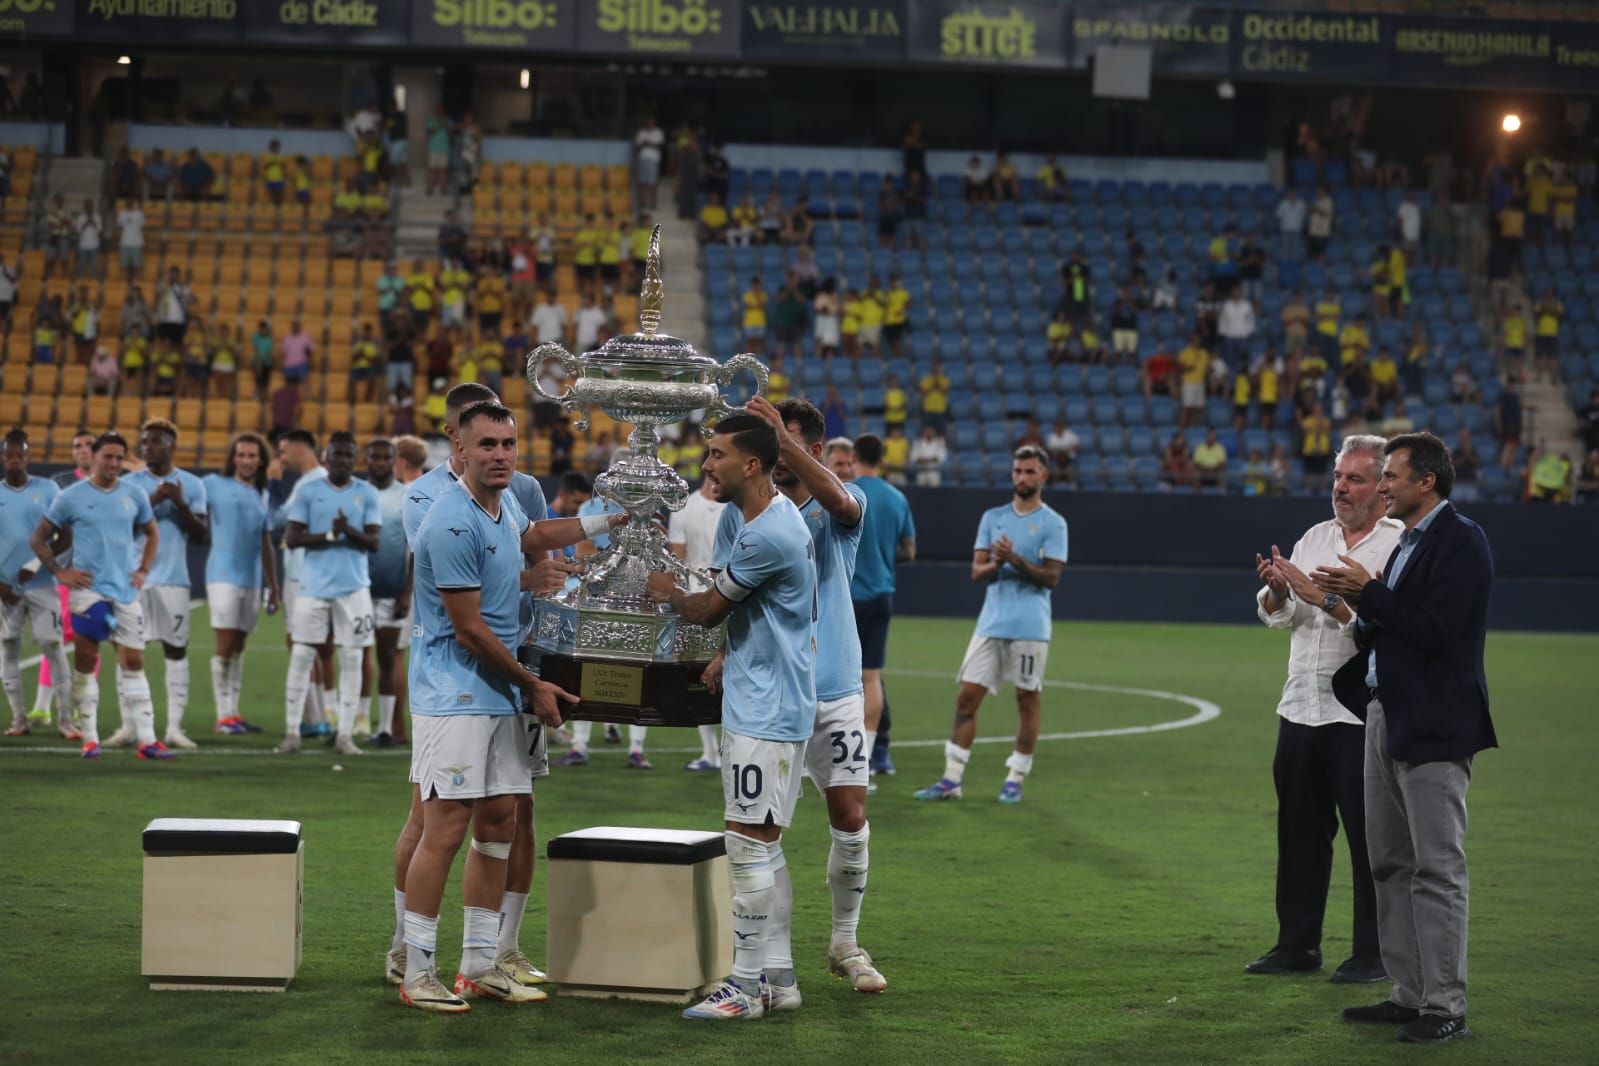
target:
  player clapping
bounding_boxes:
[0,430,75,738]
[202,432,279,735]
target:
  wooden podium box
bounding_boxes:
[546,827,730,1003]
[141,818,303,992]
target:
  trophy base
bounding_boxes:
[537,653,721,727]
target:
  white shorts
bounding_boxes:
[958,634,1049,694]
[1181,380,1205,408]
[803,693,869,790]
[281,579,299,618]
[373,596,412,650]
[410,713,535,800]
[0,585,62,644]
[207,582,261,633]
[289,587,375,648]
[721,730,805,828]
[859,324,883,346]
[67,588,144,649]
[140,585,192,647]
[428,151,448,170]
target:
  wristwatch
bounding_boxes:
[1321,593,1342,612]
[325,529,337,543]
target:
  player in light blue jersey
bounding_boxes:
[916,445,1068,806]
[364,437,414,747]
[202,431,279,736]
[647,414,818,1022]
[280,431,382,757]
[32,432,170,760]
[122,419,209,749]
[274,429,333,735]
[399,401,585,1013]
[0,429,76,738]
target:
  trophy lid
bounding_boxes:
[586,226,719,373]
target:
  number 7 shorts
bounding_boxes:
[803,693,869,790]
[720,730,805,829]
[958,634,1050,694]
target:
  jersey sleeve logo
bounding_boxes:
[447,526,469,537]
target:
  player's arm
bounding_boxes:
[439,585,576,726]
[669,542,687,561]
[647,568,736,627]
[1004,554,1064,590]
[133,519,158,589]
[394,554,413,618]
[341,521,382,553]
[750,396,861,525]
[259,531,281,612]
[520,512,626,554]
[971,548,1000,583]
[283,520,331,550]
[163,483,209,543]
[898,536,916,561]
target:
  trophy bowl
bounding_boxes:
[526,226,767,726]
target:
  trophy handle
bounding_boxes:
[704,354,769,435]
[528,342,588,430]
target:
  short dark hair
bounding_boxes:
[4,427,27,447]
[446,382,499,413]
[224,432,270,490]
[283,428,317,450]
[1014,444,1050,468]
[92,431,128,454]
[72,429,95,444]
[854,433,884,468]
[1385,431,1455,499]
[712,414,779,472]
[776,398,825,446]
[560,471,593,496]
[327,430,358,450]
[365,437,394,453]
[458,401,516,436]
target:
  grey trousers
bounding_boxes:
[1365,699,1473,1017]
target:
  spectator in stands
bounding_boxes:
[1381,398,1414,436]
[1276,187,1307,262]
[1370,346,1400,405]
[1209,224,1240,289]
[900,171,928,252]
[1160,432,1194,488]
[177,149,214,202]
[64,283,98,365]
[1449,362,1480,406]
[386,382,414,436]
[993,154,1020,201]
[883,274,910,357]
[910,424,947,487]
[782,196,814,246]
[30,294,62,364]
[1046,419,1080,482]
[1550,166,1578,250]
[962,155,992,203]
[1231,365,1253,430]
[270,379,299,435]
[1109,287,1139,365]
[425,325,454,382]
[1494,378,1523,469]
[385,320,417,401]
[919,358,950,433]
[1500,303,1529,377]
[1037,154,1069,203]
[1238,233,1267,303]
[880,425,910,486]
[155,268,194,355]
[548,416,576,475]
[901,119,927,180]
[1524,162,1552,248]
[1217,285,1254,373]
[1392,188,1422,257]
[698,192,729,244]
[1424,194,1456,269]
[858,282,885,357]
[822,385,849,439]
[352,322,380,404]
[424,106,453,195]
[180,325,209,398]
[474,328,504,395]
[702,143,731,204]
[121,334,148,392]
[1534,288,1563,383]
[1014,420,1044,452]
[1495,192,1525,275]
[209,323,237,398]
[740,275,768,354]
[764,353,790,405]
[633,116,665,210]
[531,288,567,347]
[1141,346,1177,403]
[1529,449,1573,503]
[405,259,436,334]
[1454,428,1483,483]
[1273,293,1307,359]
[88,344,119,397]
[1299,401,1332,492]
[773,278,807,360]
[876,176,902,249]
[249,320,274,400]
[1060,247,1091,324]
[291,156,311,210]
[144,149,174,200]
[258,139,288,207]
[1178,332,1209,428]
[0,251,16,325]
[455,112,482,192]
[1152,269,1178,313]
[728,196,759,247]
[1193,429,1227,489]
[1307,185,1334,260]
[840,287,862,358]
[813,279,840,357]
[574,290,607,354]
[757,192,784,246]
[1338,310,1370,368]
[113,198,145,280]
[1046,309,1072,364]
[1193,281,1221,352]
[1241,449,1269,496]
[789,243,819,296]
[45,195,72,279]
[374,259,404,330]
[107,146,139,201]
[1397,321,1427,397]
[1073,319,1105,366]
[436,210,467,263]
[277,320,311,388]
[674,130,702,222]
[474,264,506,337]
[1264,443,1290,496]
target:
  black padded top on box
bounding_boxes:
[142,818,303,855]
[546,826,725,865]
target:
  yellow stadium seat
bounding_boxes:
[59,365,87,395]
[352,403,380,434]
[529,190,552,216]
[175,398,203,430]
[553,164,577,190]
[1,364,25,394]
[608,193,631,219]
[323,376,349,404]
[578,164,603,190]
[113,396,143,433]
[56,393,85,427]
[84,395,112,430]
[527,162,550,189]
[244,289,273,318]
[299,401,324,432]
[230,152,255,179]
[0,394,22,426]
[200,430,231,467]
[311,156,335,183]
[31,364,57,396]
[303,258,330,287]
[606,164,630,191]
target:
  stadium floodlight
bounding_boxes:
[1216,79,1236,100]
[519,68,530,90]
[1501,113,1522,134]
[117,55,132,65]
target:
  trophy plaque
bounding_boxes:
[527,227,767,726]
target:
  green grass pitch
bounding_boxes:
[3,613,1596,1064]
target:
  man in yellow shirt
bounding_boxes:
[884,372,908,430]
[1298,401,1332,491]
[919,358,950,432]
[674,434,705,480]
[1369,247,1391,319]
[262,139,288,206]
[1503,303,1529,368]
[1525,163,1552,247]
[883,274,911,357]
[406,259,436,334]
[475,267,506,335]
[474,330,504,393]
[628,215,653,275]
[1369,345,1400,404]
[1386,245,1407,320]
[1313,288,1340,365]
[858,284,885,355]
[741,275,768,353]
[1550,168,1578,248]
[599,215,623,289]
[1338,312,1370,367]
[1178,332,1209,427]
[1535,287,1562,378]
[765,352,790,404]
[1232,368,1252,428]
[574,213,601,291]
[1255,357,1280,430]
[352,321,380,402]
[698,193,729,245]
[292,157,311,208]
[841,287,862,358]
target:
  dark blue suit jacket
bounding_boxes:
[1332,502,1498,764]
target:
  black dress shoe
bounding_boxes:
[1397,1014,1471,1044]
[1330,957,1388,984]
[1343,1001,1421,1024]
[1243,947,1323,975]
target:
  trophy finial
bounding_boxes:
[639,224,664,336]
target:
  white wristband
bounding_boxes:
[580,512,615,538]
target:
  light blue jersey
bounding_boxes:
[577,494,625,550]
[275,466,326,584]
[370,478,409,599]
[850,475,915,601]
[401,461,457,549]
[0,476,59,592]
[411,481,531,717]
[286,476,382,599]
[973,502,1069,642]
[202,474,269,589]
[714,485,866,701]
[44,479,155,604]
[712,495,817,742]
[125,467,208,589]
[506,473,548,643]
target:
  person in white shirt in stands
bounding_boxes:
[116,199,145,280]
[1395,190,1422,255]
[633,116,665,211]
[669,473,728,772]
[573,292,607,354]
[1246,434,1402,983]
[909,425,948,487]
[1276,187,1308,263]
[1218,284,1256,372]
[529,289,567,347]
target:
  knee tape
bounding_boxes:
[724,832,775,895]
[469,838,512,860]
[830,822,869,856]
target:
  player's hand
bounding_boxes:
[130,567,149,591]
[331,509,349,535]
[990,536,1015,564]
[0,582,17,607]
[700,653,724,695]
[59,568,93,590]
[746,396,794,447]
[524,557,580,596]
[392,591,410,618]
[265,585,281,615]
[1312,554,1375,599]
[266,456,283,481]
[1255,548,1289,598]
[524,676,579,727]
[646,569,679,603]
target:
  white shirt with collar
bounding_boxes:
[1257,515,1404,727]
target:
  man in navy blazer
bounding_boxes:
[1313,431,1495,1046]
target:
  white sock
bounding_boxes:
[726,833,775,986]
[461,906,500,976]
[320,686,336,726]
[764,844,794,984]
[570,719,592,753]
[335,647,363,737]
[227,654,245,719]
[497,890,528,957]
[164,656,189,736]
[0,636,23,725]
[73,671,100,743]
[391,888,406,953]
[943,740,972,784]
[379,694,397,734]
[43,642,74,721]
[1005,750,1034,785]
[32,678,52,713]
[697,724,720,763]
[828,823,870,950]
[628,724,647,754]
[284,643,317,736]
[119,669,157,746]
[303,679,320,722]
[210,655,230,721]
[402,911,437,981]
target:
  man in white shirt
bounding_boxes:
[75,199,103,280]
[1246,434,1402,984]
[529,289,567,347]
[1395,191,1422,254]
[668,476,727,771]
[1217,285,1256,370]
[573,293,607,353]
[1308,185,1335,260]
[1276,188,1308,262]
[634,117,665,211]
[117,199,145,280]
[909,425,948,487]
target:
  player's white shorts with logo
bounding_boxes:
[140,585,191,646]
[67,588,144,649]
[410,712,535,800]
[373,596,412,649]
[289,587,375,647]
[721,730,805,828]
[804,692,870,790]
[959,633,1050,694]
[206,583,260,633]
[0,586,62,644]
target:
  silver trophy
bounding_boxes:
[526,226,767,724]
